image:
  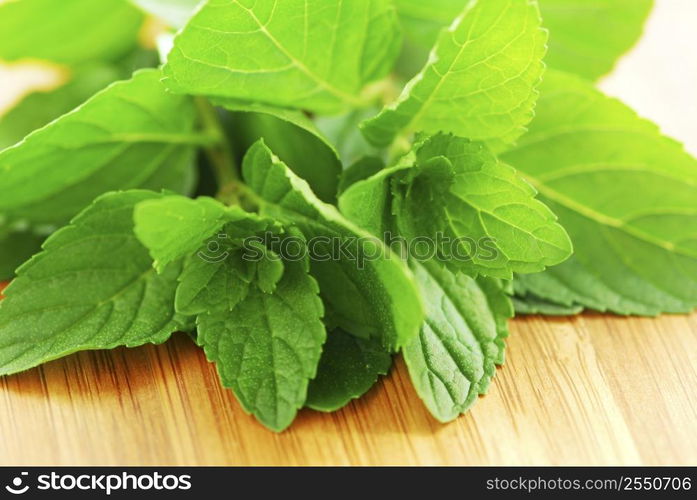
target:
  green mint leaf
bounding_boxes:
[340,134,573,279]
[361,0,547,148]
[338,158,407,237]
[0,0,144,65]
[403,261,512,422]
[242,140,424,350]
[0,190,187,376]
[217,100,341,202]
[0,65,121,151]
[540,0,653,80]
[163,0,403,114]
[511,292,584,316]
[392,0,654,83]
[0,228,44,281]
[502,70,697,315]
[131,0,201,28]
[134,195,256,272]
[174,217,284,316]
[0,69,202,227]
[306,329,392,412]
[197,258,325,431]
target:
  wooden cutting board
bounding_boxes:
[2,304,696,465]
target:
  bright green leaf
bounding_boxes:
[0,190,187,376]
[361,0,547,148]
[197,257,325,431]
[134,195,253,272]
[502,70,697,315]
[340,134,573,279]
[174,215,283,316]
[242,140,424,350]
[0,0,143,65]
[306,328,392,412]
[403,261,512,422]
[0,65,121,151]
[163,0,403,114]
[0,69,203,227]
[540,0,653,80]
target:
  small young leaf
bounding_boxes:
[403,261,512,422]
[361,0,547,147]
[502,70,697,315]
[0,0,143,65]
[197,258,325,432]
[173,211,284,316]
[340,134,573,279]
[134,195,256,272]
[0,65,121,151]
[338,156,385,196]
[218,100,341,202]
[392,0,654,83]
[539,0,653,80]
[163,0,403,114]
[0,69,202,227]
[130,0,201,29]
[0,190,188,376]
[306,329,392,412]
[338,158,409,237]
[242,140,424,350]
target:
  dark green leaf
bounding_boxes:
[307,329,392,412]
[0,190,187,376]
[403,261,512,422]
[197,258,325,431]
[0,228,45,281]
[511,293,584,316]
[218,100,341,202]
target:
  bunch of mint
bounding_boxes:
[1,0,693,431]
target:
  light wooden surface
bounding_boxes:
[1,309,696,465]
[2,1,697,466]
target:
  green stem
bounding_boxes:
[195,98,240,203]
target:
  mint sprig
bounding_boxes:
[0,0,693,431]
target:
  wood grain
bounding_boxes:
[2,311,696,465]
